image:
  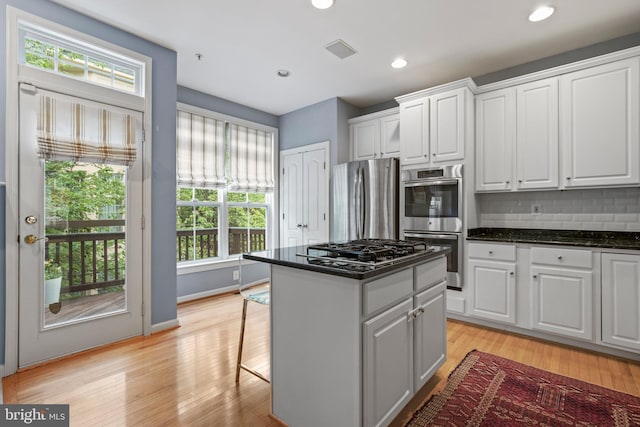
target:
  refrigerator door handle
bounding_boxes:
[359,167,366,239]
[354,167,361,240]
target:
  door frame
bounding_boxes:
[4,7,153,375]
[279,141,330,247]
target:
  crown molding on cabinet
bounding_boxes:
[475,45,640,94]
[348,106,399,124]
[395,77,478,104]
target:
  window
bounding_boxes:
[176,105,276,265]
[19,23,144,95]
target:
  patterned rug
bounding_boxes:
[405,350,640,426]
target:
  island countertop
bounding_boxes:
[242,244,450,280]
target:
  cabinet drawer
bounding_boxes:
[415,257,447,291]
[363,269,413,316]
[530,247,592,268]
[468,243,516,262]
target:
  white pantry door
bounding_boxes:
[18,86,144,367]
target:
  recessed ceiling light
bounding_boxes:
[276,69,291,78]
[391,58,408,69]
[311,0,334,9]
[529,5,555,22]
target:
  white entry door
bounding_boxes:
[280,142,329,247]
[18,86,144,367]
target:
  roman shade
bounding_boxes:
[228,123,274,192]
[176,110,226,188]
[37,90,140,166]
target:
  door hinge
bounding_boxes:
[142,128,146,143]
[141,216,145,229]
[324,162,326,170]
[282,167,285,176]
[141,302,145,316]
[323,213,326,220]
[282,213,285,220]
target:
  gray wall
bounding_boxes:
[1,0,178,363]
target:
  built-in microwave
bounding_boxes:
[401,164,463,233]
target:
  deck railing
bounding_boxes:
[176,228,266,261]
[46,221,266,297]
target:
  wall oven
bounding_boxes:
[401,165,464,289]
[401,164,463,232]
[404,231,462,290]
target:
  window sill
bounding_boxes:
[177,257,258,276]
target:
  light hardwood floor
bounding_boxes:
[3,292,640,427]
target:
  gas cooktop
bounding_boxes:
[301,239,432,270]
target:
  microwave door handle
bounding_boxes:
[403,179,459,187]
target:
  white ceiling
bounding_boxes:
[50,0,640,116]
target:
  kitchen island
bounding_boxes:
[243,241,449,427]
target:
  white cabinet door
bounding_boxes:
[352,120,379,161]
[430,88,466,163]
[468,259,516,324]
[281,152,304,247]
[560,57,640,188]
[399,98,429,166]
[531,266,593,340]
[280,144,329,247]
[363,298,413,427]
[516,78,559,190]
[602,253,640,352]
[379,113,401,158]
[475,88,515,191]
[302,148,329,245]
[413,282,446,392]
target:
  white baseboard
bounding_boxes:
[150,318,180,334]
[177,285,239,303]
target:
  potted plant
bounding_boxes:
[44,260,63,307]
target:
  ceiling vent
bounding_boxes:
[325,39,357,59]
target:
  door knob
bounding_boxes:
[24,234,47,244]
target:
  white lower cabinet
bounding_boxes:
[602,253,640,352]
[363,299,414,427]
[363,268,447,427]
[530,247,593,341]
[468,243,517,324]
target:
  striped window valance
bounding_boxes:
[229,124,274,193]
[37,90,140,166]
[176,110,227,188]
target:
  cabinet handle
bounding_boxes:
[518,180,523,183]
[566,177,571,180]
[510,271,514,276]
[557,256,563,260]
[506,180,510,184]
[423,154,428,158]
[488,250,493,255]
[296,224,303,228]
[432,153,436,156]
[533,274,538,279]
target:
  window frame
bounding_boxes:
[176,103,278,274]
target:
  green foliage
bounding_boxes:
[44,260,62,280]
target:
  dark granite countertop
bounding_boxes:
[243,245,450,280]
[467,228,640,250]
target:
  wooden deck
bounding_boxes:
[45,291,126,325]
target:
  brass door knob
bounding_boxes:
[24,234,47,244]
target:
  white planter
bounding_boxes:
[44,277,62,306]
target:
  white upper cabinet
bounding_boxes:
[349,108,400,161]
[516,78,559,190]
[430,88,468,163]
[475,88,515,191]
[397,79,475,168]
[560,57,640,188]
[476,79,559,192]
[399,98,430,165]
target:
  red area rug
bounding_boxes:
[405,350,640,426]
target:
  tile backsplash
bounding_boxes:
[478,188,640,231]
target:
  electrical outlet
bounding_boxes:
[233,270,239,280]
[531,204,542,215]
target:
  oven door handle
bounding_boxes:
[404,232,458,241]
[402,179,459,187]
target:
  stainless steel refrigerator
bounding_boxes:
[331,158,399,242]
